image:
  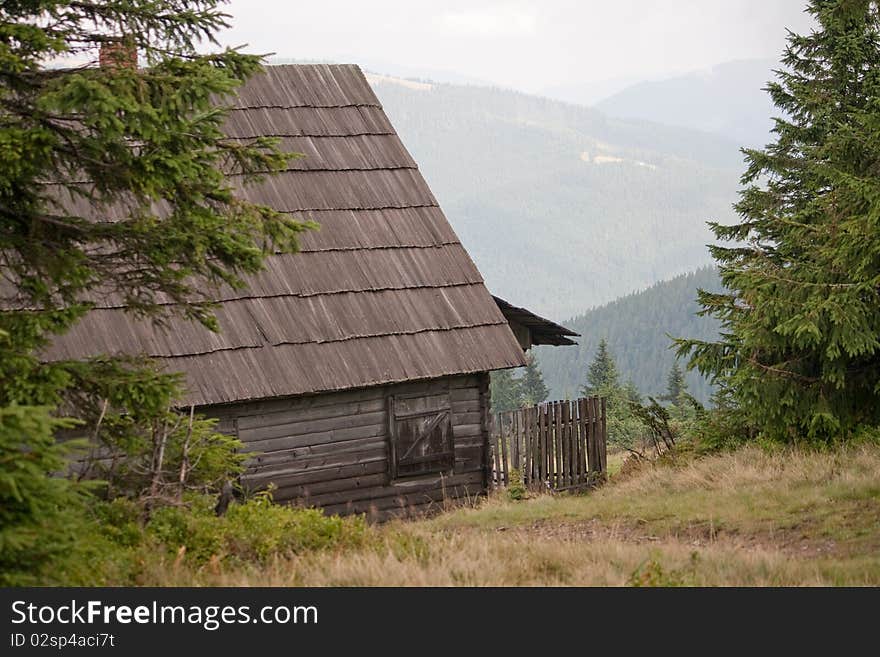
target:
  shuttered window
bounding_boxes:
[388,393,455,479]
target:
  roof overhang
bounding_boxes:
[492,295,579,349]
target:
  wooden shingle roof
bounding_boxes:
[42,64,527,406]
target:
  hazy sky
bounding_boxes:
[220,0,815,94]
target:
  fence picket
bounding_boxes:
[489,397,606,492]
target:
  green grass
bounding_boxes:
[136,444,880,586]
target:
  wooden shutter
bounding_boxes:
[388,393,455,479]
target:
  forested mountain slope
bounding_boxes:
[535,267,724,403]
[369,76,741,319]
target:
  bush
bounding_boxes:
[147,491,370,567]
[507,468,527,501]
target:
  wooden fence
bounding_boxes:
[490,397,607,491]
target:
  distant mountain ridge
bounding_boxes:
[368,75,742,320]
[594,59,780,148]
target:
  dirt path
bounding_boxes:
[489,518,842,558]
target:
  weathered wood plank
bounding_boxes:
[235,398,386,432]
[206,374,477,424]
[242,423,385,454]
[271,472,390,502]
[306,471,484,512]
[450,387,481,404]
[319,479,485,517]
[247,438,386,470]
[239,409,386,444]
[245,459,387,488]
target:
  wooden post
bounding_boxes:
[537,405,545,485]
[493,428,502,488]
[558,400,568,488]
[600,396,608,473]
[500,412,509,486]
[551,400,565,488]
[511,410,519,475]
[578,398,589,482]
[587,397,596,474]
[589,397,602,474]
[525,406,534,485]
[548,402,555,485]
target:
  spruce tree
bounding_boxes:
[520,354,549,405]
[581,338,620,396]
[0,1,308,575]
[677,0,880,441]
[662,361,688,407]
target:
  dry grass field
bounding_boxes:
[144,445,880,586]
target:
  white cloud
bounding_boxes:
[438,6,538,38]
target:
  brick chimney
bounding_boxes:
[99,38,138,69]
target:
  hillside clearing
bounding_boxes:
[145,445,880,586]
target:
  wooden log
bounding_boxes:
[272,472,390,503]
[241,420,384,453]
[248,439,386,471]
[318,475,485,516]
[235,400,385,434]
[299,470,484,510]
[245,458,387,488]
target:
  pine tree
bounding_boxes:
[0,1,306,579]
[520,354,549,405]
[662,361,688,407]
[580,338,620,396]
[676,0,880,441]
[490,369,523,413]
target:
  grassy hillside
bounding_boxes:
[535,267,723,403]
[139,445,880,586]
[370,76,742,319]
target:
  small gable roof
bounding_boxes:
[42,64,527,406]
[493,296,579,347]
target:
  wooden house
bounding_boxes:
[42,65,576,519]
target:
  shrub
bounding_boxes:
[507,468,527,501]
[147,491,370,567]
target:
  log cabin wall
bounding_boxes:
[205,373,490,521]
